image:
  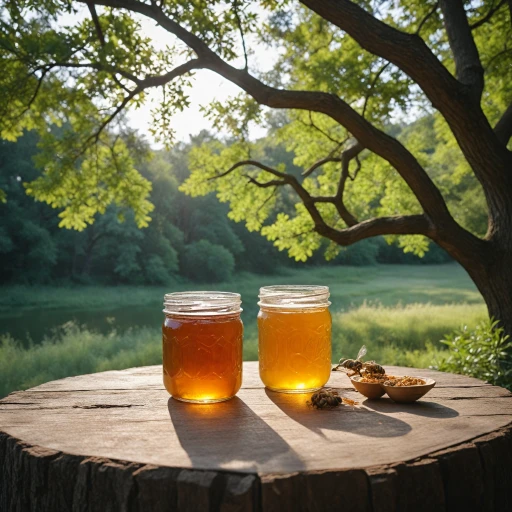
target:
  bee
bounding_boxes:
[332,345,367,375]
[333,345,386,378]
[362,361,385,377]
[309,389,342,409]
[308,389,359,409]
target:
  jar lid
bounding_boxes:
[258,285,330,309]
[163,291,242,316]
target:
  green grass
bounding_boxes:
[0,264,488,398]
[0,264,482,315]
[331,302,487,366]
[0,304,487,398]
[0,323,161,398]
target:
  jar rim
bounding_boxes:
[163,291,242,316]
[258,285,330,309]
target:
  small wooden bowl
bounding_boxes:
[380,377,436,403]
[350,376,386,400]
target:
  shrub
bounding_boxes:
[181,240,235,282]
[437,319,512,390]
[334,239,381,266]
[144,254,174,285]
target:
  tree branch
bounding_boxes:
[362,61,390,119]
[86,2,106,45]
[86,89,138,147]
[233,0,248,70]
[245,175,286,188]
[438,0,484,100]
[208,159,331,231]
[416,1,439,35]
[322,214,433,246]
[334,142,363,226]
[86,2,133,93]
[495,102,512,145]
[80,59,201,152]
[31,61,141,85]
[209,159,284,180]
[11,68,50,122]
[137,58,201,88]
[304,111,348,145]
[470,0,507,30]
[299,0,511,203]
[299,0,463,109]
[83,1,454,226]
[302,156,342,178]
[210,160,433,245]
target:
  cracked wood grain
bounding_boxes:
[0,363,510,511]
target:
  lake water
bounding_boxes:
[0,305,162,345]
[0,304,259,346]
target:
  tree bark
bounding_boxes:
[2,365,511,512]
[433,223,512,337]
[467,246,512,337]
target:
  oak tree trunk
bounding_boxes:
[470,248,512,338]
[476,166,512,337]
[436,154,512,339]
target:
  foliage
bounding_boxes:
[437,319,512,390]
[0,322,161,398]
[332,302,487,361]
[181,240,236,282]
[0,132,293,284]
[1,131,442,286]
[1,0,509,265]
[333,239,381,266]
[182,0,509,260]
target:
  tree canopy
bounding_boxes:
[1,0,511,267]
[4,128,452,285]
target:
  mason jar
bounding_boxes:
[163,291,243,403]
[258,285,332,393]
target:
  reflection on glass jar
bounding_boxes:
[258,285,331,393]
[163,292,243,403]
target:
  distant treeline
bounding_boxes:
[0,131,451,285]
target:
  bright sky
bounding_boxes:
[127,69,267,147]
[119,10,275,146]
[58,5,276,146]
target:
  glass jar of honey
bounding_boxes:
[163,291,243,403]
[258,285,331,393]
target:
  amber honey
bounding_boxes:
[163,292,243,403]
[258,286,331,392]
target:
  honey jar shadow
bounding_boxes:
[167,396,305,472]
[265,389,412,438]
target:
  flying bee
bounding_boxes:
[332,345,367,376]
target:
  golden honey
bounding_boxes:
[258,286,332,393]
[163,292,243,403]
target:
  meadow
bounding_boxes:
[0,264,487,398]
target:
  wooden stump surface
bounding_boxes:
[1,363,511,511]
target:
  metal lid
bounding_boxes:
[163,291,242,316]
[258,285,330,309]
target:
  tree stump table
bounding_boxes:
[1,363,511,512]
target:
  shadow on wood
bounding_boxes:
[168,396,305,472]
[363,398,460,418]
[1,364,510,511]
[265,389,413,438]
